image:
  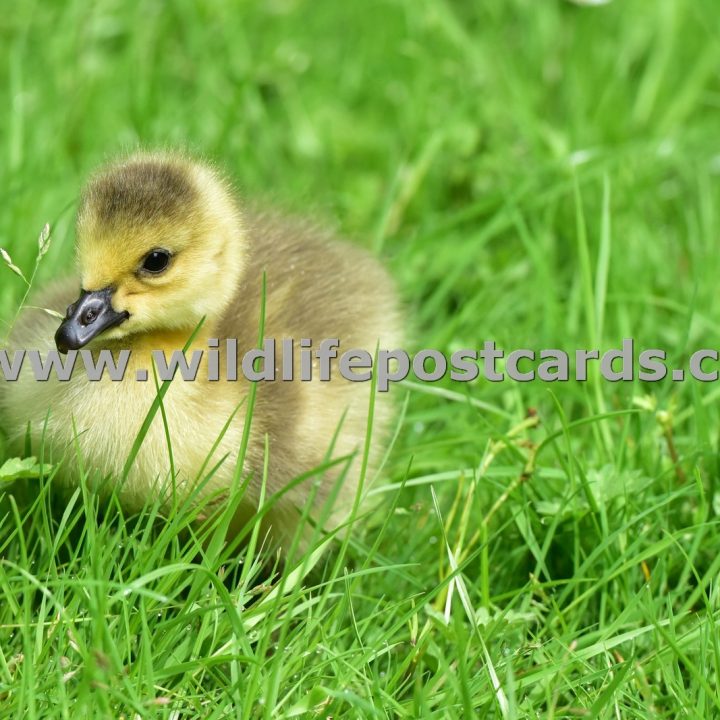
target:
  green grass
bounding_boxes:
[2,0,720,716]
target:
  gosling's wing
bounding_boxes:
[220,208,402,350]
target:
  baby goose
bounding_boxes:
[1,152,402,552]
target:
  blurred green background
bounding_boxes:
[3,0,720,716]
[4,0,720,362]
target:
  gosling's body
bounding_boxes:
[1,153,401,550]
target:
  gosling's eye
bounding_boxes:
[141,249,171,274]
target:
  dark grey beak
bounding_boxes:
[55,287,129,354]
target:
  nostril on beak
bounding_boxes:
[80,307,98,326]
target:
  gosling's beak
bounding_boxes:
[55,287,130,354]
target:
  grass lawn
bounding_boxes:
[2,0,720,716]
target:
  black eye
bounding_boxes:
[141,249,171,274]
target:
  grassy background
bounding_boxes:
[2,0,720,716]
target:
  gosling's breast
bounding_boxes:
[10,359,245,510]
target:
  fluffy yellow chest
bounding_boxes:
[13,346,246,510]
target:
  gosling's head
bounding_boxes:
[55,153,246,353]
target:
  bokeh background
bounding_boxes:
[2,0,720,716]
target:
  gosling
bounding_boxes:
[1,152,402,552]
